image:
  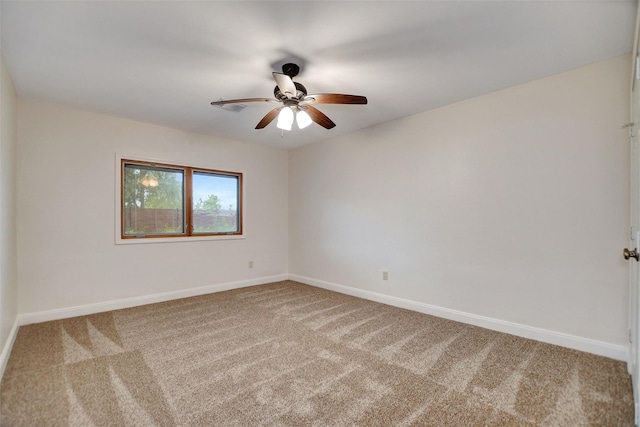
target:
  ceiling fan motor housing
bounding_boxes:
[274,82,307,101]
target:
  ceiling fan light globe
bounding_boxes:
[296,110,312,129]
[276,107,294,130]
[277,121,292,131]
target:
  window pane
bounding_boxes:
[192,172,239,234]
[123,164,185,235]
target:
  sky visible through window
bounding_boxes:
[193,173,238,210]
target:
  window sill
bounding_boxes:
[115,234,245,245]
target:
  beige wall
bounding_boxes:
[0,53,18,358]
[289,55,631,349]
[16,101,288,314]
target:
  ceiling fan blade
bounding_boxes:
[305,106,336,129]
[255,107,281,129]
[211,98,277,106]
[272,72,297,99]
[301,94,368,105]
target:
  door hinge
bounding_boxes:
[630,328,633,343]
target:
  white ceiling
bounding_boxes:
[1,1,636,149]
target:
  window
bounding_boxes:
[121,159,242,239]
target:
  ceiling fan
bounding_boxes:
[211,63,367,131]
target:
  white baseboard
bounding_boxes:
[19,274,288,326]
[0,318,20,379]
[289,274,628,362]
[9,273,628,366]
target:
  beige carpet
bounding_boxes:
[0,280,634,426]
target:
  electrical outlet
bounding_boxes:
[382,271,388,280]
[249,260,254,268]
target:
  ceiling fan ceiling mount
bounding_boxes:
[281,63,300,78]
[211,63,367,131]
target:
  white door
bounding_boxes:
[629,9,640,425]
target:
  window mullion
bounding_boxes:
[186,167,193,236]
